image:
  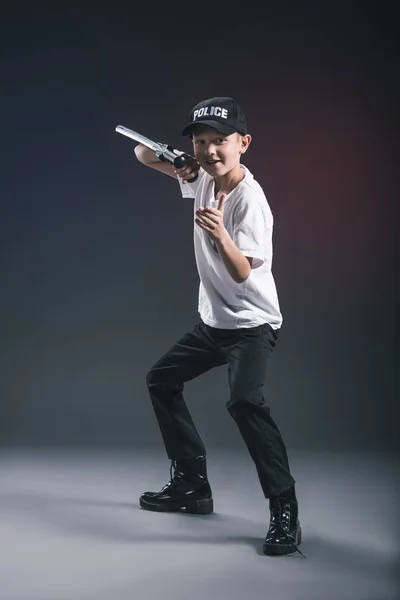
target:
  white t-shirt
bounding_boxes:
[177,164,283,330]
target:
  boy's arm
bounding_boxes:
[134,144,200,183]
[134,144,177,178]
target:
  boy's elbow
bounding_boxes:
[134,144,156,165]
[134,144,147,163]
[237,259,252,283]
[234,270,251,284]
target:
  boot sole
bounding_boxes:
[140,496,213,515]
[262,526,302,556]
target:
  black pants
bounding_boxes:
[146,320,295,498]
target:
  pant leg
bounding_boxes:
[146,322,227,460]
[216,322,295,498]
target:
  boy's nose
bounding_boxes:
[205,145,217,157]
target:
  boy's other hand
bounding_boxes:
[174,155,200,183]
[195,193,227,242]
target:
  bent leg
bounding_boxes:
[146,322,226,459]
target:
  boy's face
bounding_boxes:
[191,125,251,176]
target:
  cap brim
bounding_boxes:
[181,119,239,136]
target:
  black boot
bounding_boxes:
[263,485,306,557]
[139,455,213,515]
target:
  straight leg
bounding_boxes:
[214,323,295,498]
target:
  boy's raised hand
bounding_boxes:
[217,192,226,214]
[174,155,200,184]
[195,193,227,242]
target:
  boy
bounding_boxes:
[133,97,304,557]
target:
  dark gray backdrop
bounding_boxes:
[1,3,397,453]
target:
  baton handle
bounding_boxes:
[172,154,198,183]
[158,146,198,183]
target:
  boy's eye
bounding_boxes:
[194,138,226,145]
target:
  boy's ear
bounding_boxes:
[244,133,252,145]
[240,134,252,154]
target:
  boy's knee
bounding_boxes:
[145,368,158,388]
[145,368,182,392]
[226,391,264,412]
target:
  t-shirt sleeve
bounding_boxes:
[232,200,272,269]
[176,168,206,198]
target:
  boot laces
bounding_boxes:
[270,498,306,558]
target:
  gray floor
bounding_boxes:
[0,448,398,600]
